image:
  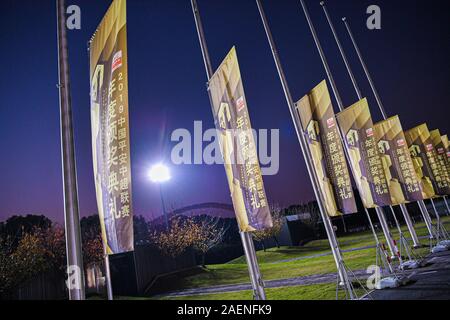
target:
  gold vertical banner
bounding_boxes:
[336,98,392,208]
[296,80,357,217]
[442,134,450,180]
[430,129,450,194]
[373,116,423,203]
[208,47,273,232]
[89,0,133,254]
[404,124,446,198]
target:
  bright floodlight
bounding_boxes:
[148,163,171,183]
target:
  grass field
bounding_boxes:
[99,216,449,301]
[156,216,450,300]
[159,283,361,300]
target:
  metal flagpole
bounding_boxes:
[418,200,436,239]
[191,0,266,300]
[56,0,85,300]
[430,199,449,240]
[443,196,450,216]
[299,0,398,259]
[319,1,421,249]
[103,247,113,300]
[341,17,436,242]
[256,0,354,298]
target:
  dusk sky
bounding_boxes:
[1,0,449,224]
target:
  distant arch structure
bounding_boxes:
[170,202,235,219]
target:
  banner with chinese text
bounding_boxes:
[336,98,392,208]
[442,134,450,178]
[89,0,133,254]
[404,124,445,198]
[373,116,423,203]
[430,129,450,194]
[208,47,272,232]
[296,80,357,217]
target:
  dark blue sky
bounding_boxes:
[0,0,449,223]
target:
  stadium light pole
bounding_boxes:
[149,163,171,230]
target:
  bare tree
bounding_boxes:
[190,216,228,267]
[299,201,321,234]
[150,216,197,258]
[252,206,285,252]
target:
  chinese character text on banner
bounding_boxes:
[336,98,392,208]
[373,116,423,204]
[296,80,357,217]
[404,124,444,199]
[208,47,272,232]
[89,0,133,254]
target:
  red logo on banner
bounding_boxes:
[327,118,335,128]
[112,51,123,73]
[236,97,245,112]
[366,128,374,137]
[426,144,434,152]
[397,139,405,147]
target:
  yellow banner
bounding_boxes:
[208,47,273,232]
[89,0,133,254]
[374,116,423,204]
[442,134,450,183]
[404,124,444,198]
[336,98,392,208]
[296,80,357,217]
[430,129,450,194]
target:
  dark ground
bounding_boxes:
[365,250,450,300]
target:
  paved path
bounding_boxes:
[158,242,382,298]
[156,225,448,299]
[158,269,371,298]
[363,250,450,300]
[160,249,450,299]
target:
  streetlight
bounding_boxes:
[148,163,171,229]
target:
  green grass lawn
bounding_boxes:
[163,216,450,300]
[159,283,366,300]
[95,216,448,301]
[97,283,361,300]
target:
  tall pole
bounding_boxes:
[443,196,450,216]
[159,184,169,230]
[191,0,266,300]
[256,0,354,298]
[418,200,435,238]
[299,0,398,258]
[430,198,447,239]
[342,17,436,241]
[103,246,113,300]
[320,1,420,249]
[56,0,85,300]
